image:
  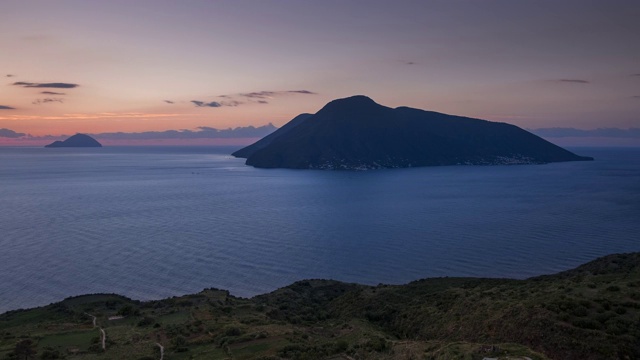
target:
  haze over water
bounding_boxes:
[1,146,638,313]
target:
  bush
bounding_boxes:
[137,316,155,327]
[572,305,588,317]
[334,340,349,353]
[117,305,135,316]
[365,336,389,352]
[172,335,187,350]
[572,318,602,330]
[224,326,244,336]
[40,346,62,359]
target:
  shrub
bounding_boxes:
[572,318,602,330]
[334,340,349,353]
[224,326,244,337]
[172,335,187,349]
[40,346,62,359]
[117,305,135,316]
[137,316,155,327]
[572,305,588,317]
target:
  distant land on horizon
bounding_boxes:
[44,133,102,148]
[233,95,594,170]
[1,124,639,147]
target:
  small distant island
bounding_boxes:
[45,133,102,148]
[233,95,593,170]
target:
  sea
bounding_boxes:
[0,146,639,313]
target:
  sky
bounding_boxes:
[1,0,639,145]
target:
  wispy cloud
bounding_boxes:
[191,100,222,108]
[237,90,316,99]
[0,128,25,138]
[288,90,315,95]
[632,74,640,77]
[40,91,65,95]
[556,79,590,84]
[6,74,14,78]
[191,99,243,107]
[203,89,318,106]
[12,81,79,89]
[175,90,316,109]
[0,105,16,110]
[222,100,243,107]
[239,91,275,99]
[32,98,63,105]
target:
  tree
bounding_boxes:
[13,339,37,360]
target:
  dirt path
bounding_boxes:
[83,313,105,351]
[100,328,106,350]
[84,313,97,328]
[156,343,164,360]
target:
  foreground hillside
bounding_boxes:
[1,253,639,360]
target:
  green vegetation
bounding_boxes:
[2,252,639,359]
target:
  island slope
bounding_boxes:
[45,133,102,148]
[234,95,593,169]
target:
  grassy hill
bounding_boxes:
[2,252,639,359]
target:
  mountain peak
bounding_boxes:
[334,95,376,104]
[319,95,383,112]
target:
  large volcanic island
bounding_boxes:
[233,95,592,170]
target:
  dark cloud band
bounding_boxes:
[0,128,25,138]
[557,79,590,84]
[191,100,222,108]
[32,98,63,105]
[186,89,316,108]
[13,81,79,89]
[0,105,16,110]
[238,90,316,99]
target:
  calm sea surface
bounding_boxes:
[1,146,639,313]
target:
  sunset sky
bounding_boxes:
[1,0,639,145]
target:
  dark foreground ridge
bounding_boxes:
[45,133,102,148]
[233,95,593,169]
[2,252,639,359]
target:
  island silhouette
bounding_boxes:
[45,133,102,148]
[233,95,593,169]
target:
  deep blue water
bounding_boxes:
[0,146,639,313]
